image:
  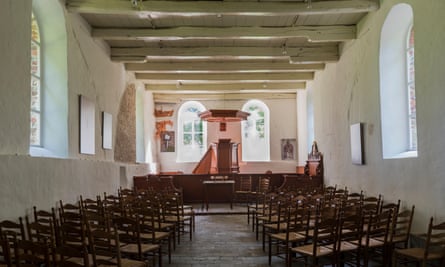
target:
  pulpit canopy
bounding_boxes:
[199,109,250,122]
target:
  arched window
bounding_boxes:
[379,3,417,158]
[30,12,41,146]
[177,101,207,162]
[30,1,68,158]
[407,25,417,151]
[241,100,270,161]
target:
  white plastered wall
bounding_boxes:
[310,0,445,232]
[0,0,148,220]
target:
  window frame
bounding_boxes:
[30,12,42,147]
[241,99,270,162]
[379,3,417,159]
[176,101,207,163]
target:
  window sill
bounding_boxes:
[385,150,418,159]
[29,146,60,158]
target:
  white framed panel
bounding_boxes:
[80,95,95,155]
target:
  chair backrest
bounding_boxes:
[80,195,103,216]
[338,213,363,248]
[112,216,143,259]
[311,216,339,256]
[0,217,26,263]
[364,209,393,245]
[87,224,121,267]
[0,232,12,266]
[33,206,60,246]
[238,176,252,191]
[257,177,271,193]
[389,205,415,247]
[424,217,445,261]
[287,207,311,242]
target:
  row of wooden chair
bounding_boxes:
[246,185,421,267]
[0,187,195,267]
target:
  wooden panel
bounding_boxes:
[134,173,323,203]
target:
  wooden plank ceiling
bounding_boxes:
[65,0,379,102]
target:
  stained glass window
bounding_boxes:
[30,13,41,146]
[407,26,417,151]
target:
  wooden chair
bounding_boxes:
[247,176,272,226]
[393,216,445,267]
[234,176,252,204]
[0,232,12,267]
[268,206,310,266]
[389,205,415,250]
[162,194,192,245]
[80,195,104,216]
[58,212,87,251]
[0,218,26,266]
[112,216,162,267]
[353,209,393,267]
[254,192,278,242]
[13,238,51,267]
[55,244,90,267]
[87,223,147,267]
[263,198,289,253]
[135,205,172,264]
[143,196,177,251]
[337,213,363,267]
[33,206,60,246]
[25,216,58,264]
[289,216,339,267]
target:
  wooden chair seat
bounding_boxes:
[263,222,288,232]
[395,247,444,261]
[393,217,445,267]
[338,240,359,252]
[291,243,335,257]
[269,231,305,242]
[119,243,160,255]
[120,258,148,267]
[352,236,385,248]
[141,231,170,241]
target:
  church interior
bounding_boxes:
[1,0,445,266]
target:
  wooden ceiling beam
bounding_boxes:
[145,81,306,91]
[66,0,378,16]
[125,62,325,72]
[111,45,339,63]
[93,25,356,43]
[153,92,297,103]
[135,72,314,81]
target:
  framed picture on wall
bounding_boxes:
[350,123,364,165]
[79,95,95,155]
[102,112,112,150]
[281,138,296,160]
[161,131,175,152]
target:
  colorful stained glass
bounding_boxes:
[31,13,40,43]
[31,42,40,76]
[30,111,41,146]
[30,12,41,146]
[31,76,40,111]
[407,26,417,150]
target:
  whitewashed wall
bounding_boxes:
[0,0,147,220]
[310,0,445,231]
